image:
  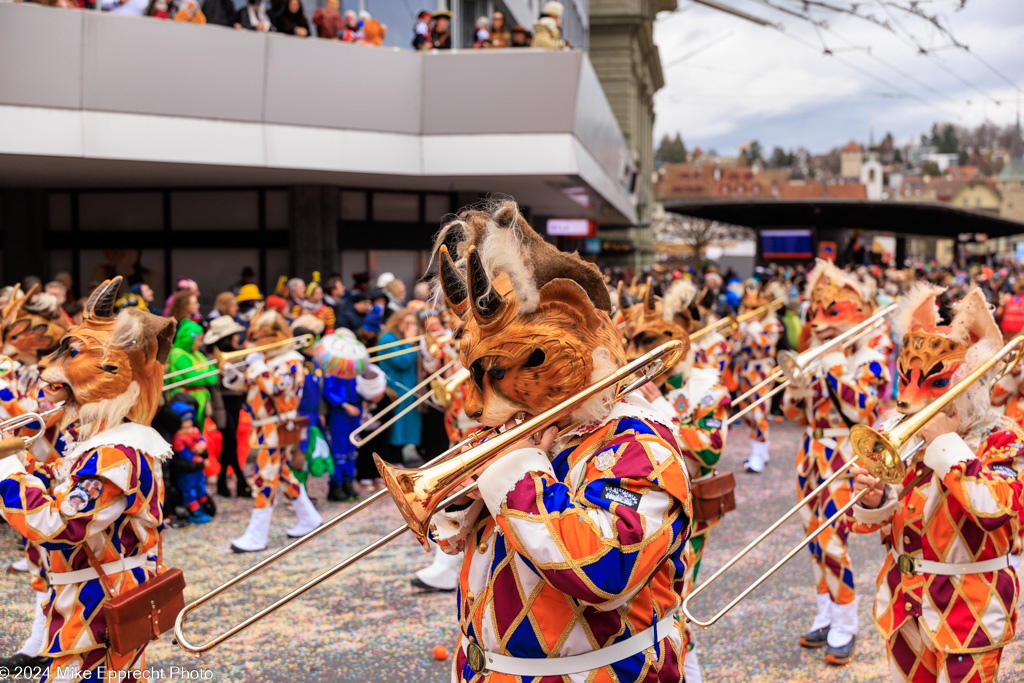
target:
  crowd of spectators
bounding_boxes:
[10,0,573,51]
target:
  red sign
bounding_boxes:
[819,241,837,260]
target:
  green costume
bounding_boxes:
[166,319,216,424]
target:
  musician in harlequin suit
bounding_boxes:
[851,285,1024,683]
[226,309,323,553]
[621,279,730,683]
[0,284,70,670]
[733,281,784,474]
[781,260,890,666]
[0,277,174,682]
[427,201,692,683]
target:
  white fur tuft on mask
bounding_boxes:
[661,280,697,325]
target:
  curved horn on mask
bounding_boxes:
[438,245,469,316]
[467,246,504,323]
[644,277,657,315]
[617,281,635,309]
[85,276,122,321]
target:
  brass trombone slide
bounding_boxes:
[725,304,896,428]
[0,405,64,457]
[163,334,314,392]
[689,298,785,346]
[684,333,1024,629]
[348,362,459,449]
[174,340,685,654]
[366,334,451,364]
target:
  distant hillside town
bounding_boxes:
[654,120,1024,224]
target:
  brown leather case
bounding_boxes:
[277,415,310,447]
[103,567,187,656]
[690,470,736,524]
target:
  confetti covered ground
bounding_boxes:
[1,419,1022,682]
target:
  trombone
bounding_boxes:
[725,304,897,428]
[689,298,785,345]
[684,332,1024,629]
[174,339,686,654]
[365,333,451,364]
[0,406,63,457]
[163,335,314,392]
[0,355,16,382]
[348,362,467,448]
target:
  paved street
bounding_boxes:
[1,419,1022,682]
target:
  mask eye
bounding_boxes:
[932,378,949,389]
[487,368,505,381]
[69,348,79,358]
[524,349,545,368]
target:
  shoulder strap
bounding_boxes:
[81,542,114,600]
[824,376,857,430]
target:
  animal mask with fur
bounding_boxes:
[246,308,293,354]
[39,277,174,435]
[435,202,623,427]
[803,260,872,345]
[894,285,1001,419]
[1,284,69,363]
[622,278,693,385]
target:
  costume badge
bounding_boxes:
[466,640,488,674]
[60,479,103,516]
[595,452,615,471]
[705,418,722,429]
[599,484,641,511]
[991,464,1017,479]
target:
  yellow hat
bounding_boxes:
[237,284,264,303]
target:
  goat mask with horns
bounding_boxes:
[39,277,175,434]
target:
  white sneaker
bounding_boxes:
[7,558,29,573]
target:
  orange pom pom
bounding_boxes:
[433,645,449,661]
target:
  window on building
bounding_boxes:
[753,183,761,195]
[720,184,729,195]
[737,184,745,194]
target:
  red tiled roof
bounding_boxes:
[780,180,825,199]
[842,141,860,153]
[826,183,867,199]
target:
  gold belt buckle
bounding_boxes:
[812,427,824,439]
[466,639,488,674]
[897,553,916,576]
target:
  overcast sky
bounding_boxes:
[653,0,1024,156]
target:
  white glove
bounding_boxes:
[245,352,266,367]
[819,352,847,376]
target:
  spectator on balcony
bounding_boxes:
[272,0,309,36]
[361,10,386,46]
[412,10,431,50]
[472,16,490,49]
[235,0,271,31]
[339,9,363,42]
[488,10,511,47]
[145,2,171,20]
[101,0,149,17]
[174,0,207,24]
[202,0,236,27]
[312,0,343,39]
[430,10,452,49]
[532,1,566,50]
[510,24,531,47]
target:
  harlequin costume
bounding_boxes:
[733,281,784,474]
[226,309,323,553]
[621,279,730,683]
[0,284,70,670]
[0,277,175,682]
[851,285,1024,683]
[781,260,890,665]
[428,201,692,682]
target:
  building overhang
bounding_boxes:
[0,4,637,224]
[661,198,1024,238]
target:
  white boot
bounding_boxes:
[744,440,768,473]
[17,591,48,656]
[811,592,832,631]
[231,506,274,553]
[286,487,323,538]
[762,438,771,463]
[7,557,28,573]
[682,642,703,683]
[826,598,858,648]
[412,543,462,591]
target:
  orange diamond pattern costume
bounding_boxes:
[852,285,1023,683]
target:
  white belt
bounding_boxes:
[806,426,850,439]
[49,555,151,586]
[891,550,1012,576]
[251,411,298,428]
[460,612,677,676]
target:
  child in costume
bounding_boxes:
[169,401,212,524]
[0,277,175,682]
[852,285,1024,683]
[782,260,890,666]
